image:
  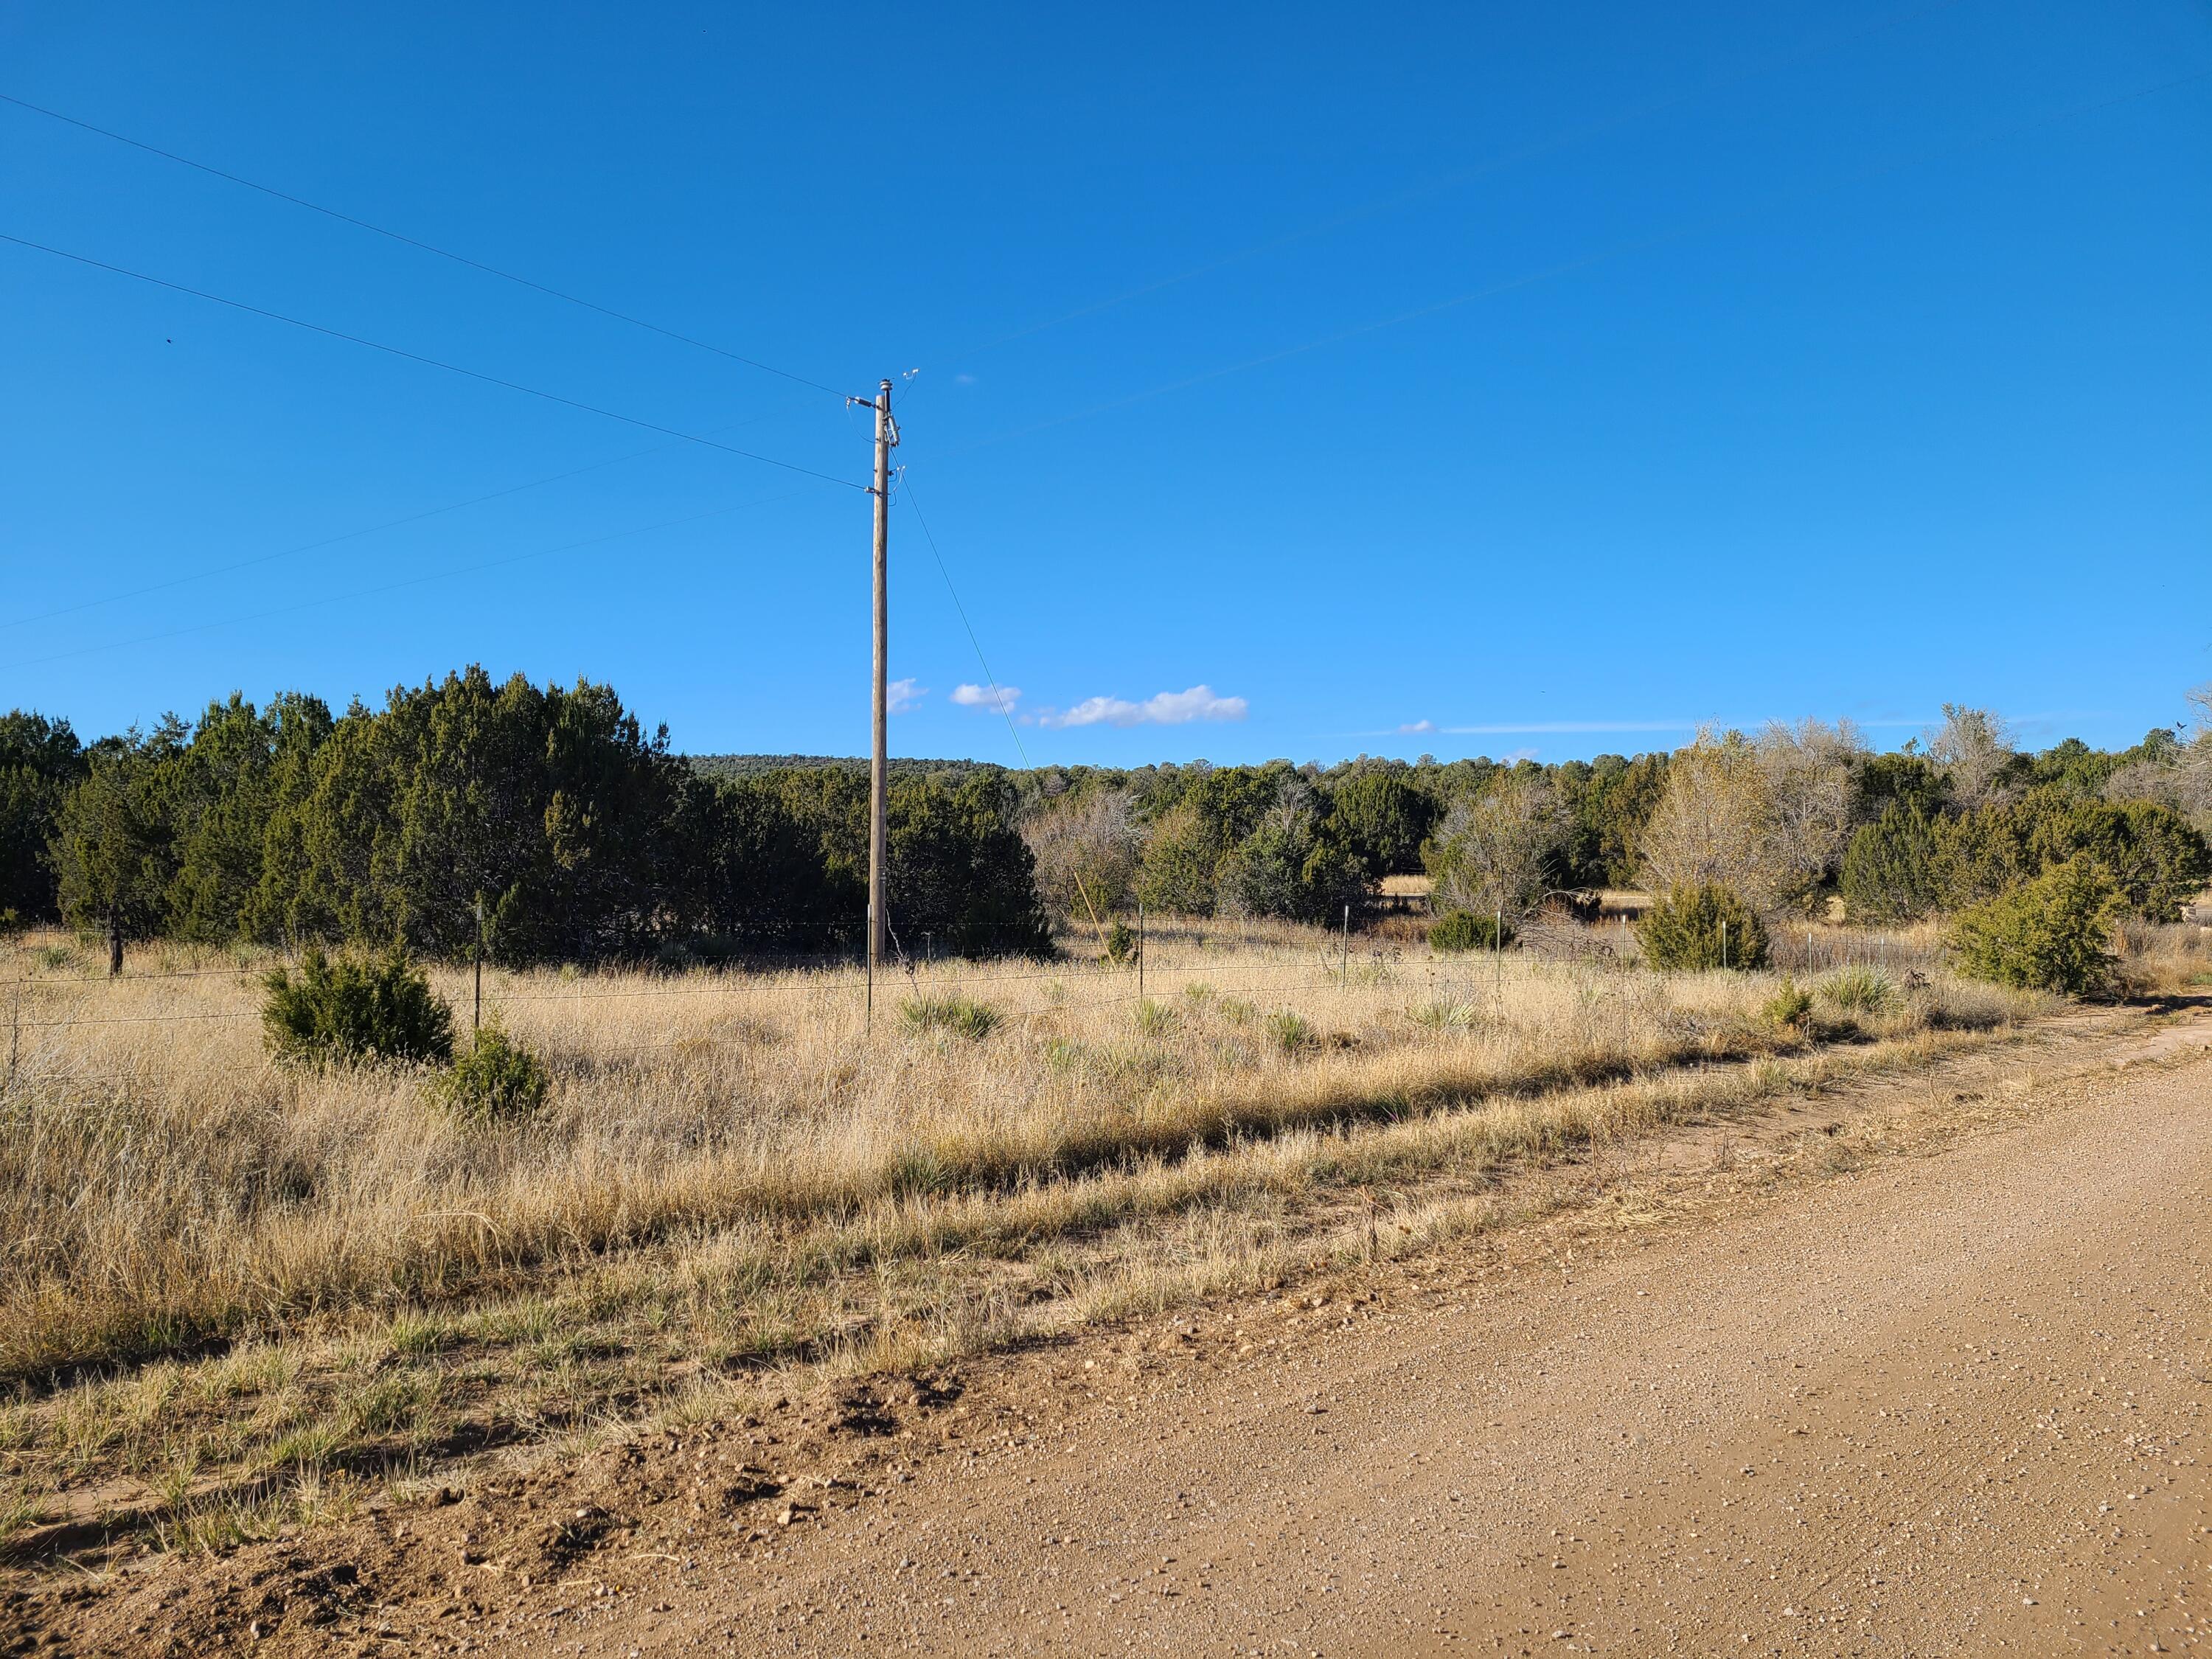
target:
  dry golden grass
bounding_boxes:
[0,919,2048,1550]
[2116,918,2212,995]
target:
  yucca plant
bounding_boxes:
[900,993,1001,1040]
[1817,964,1896,1014]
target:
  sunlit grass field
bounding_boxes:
[0,919,2045,1551]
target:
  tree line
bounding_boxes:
[1,669,1049,967]
[1011,701,2212,938]
[4,675,2207,968]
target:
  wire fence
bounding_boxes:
[0,912,1949,1045]
[2,959,1390,1035]
[0,956,1476,1093]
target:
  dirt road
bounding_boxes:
[580,1031,2212,1658]
[40,1017,2212,1658]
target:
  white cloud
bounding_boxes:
[1036,684,1248,730]
[953,372,976,386]
[887,678,925,714]
[1399,718,1436,734]
[950,683,1020,714]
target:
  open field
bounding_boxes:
[0,915,2078,1565]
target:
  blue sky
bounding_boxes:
[2,1,2208,765]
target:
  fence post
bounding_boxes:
[1136,901,1145,1002]
[1720,919,1728,972]
[472,894,484,1043]
[1342,903,1351,987]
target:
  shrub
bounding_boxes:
[1636,884,1769,971]
[1949,853,2123,995]
[262,947,453,1068]
[1215,785,1361,925]
[1429,909,1513,953]
[1425,774,1568,919]
[1817,964,1895,1014]
[1758,978,1814,1030]
[899,993,1000,1040]
[434,1023,551,1124]
[2037,798,2211,922]
[1263,1009,1316,1055]
[1134,800,1229,918]
[1100,919,1135,963]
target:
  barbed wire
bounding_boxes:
[0,955,1476,1044]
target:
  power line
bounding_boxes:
[10,484,814,669]
[893,467,1119,945]
[0,231,867,492]
[894,470,1032,767]
[928,60,2212,466]
[0,412,801,633]
[0,89,854,401]
[944,0,1970,365]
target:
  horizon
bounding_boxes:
[15,663,2196,771]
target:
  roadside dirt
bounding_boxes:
[17,1001,2212,1657]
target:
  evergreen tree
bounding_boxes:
[1840,802,1941,922]
[52,732,177,971]
[0,710,88,924]
[1323,771,1434,876]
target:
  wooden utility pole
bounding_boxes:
[857,378,898,988]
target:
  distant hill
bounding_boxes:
[685,753,1002,782]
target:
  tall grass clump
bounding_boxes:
[1818,964,1896,1014]
[1133,998,1180,1037]
[1409,998,1478,1032]
[262,947,453,1068]
[1264,1009,1317,1055]
[900,992,1001,1040]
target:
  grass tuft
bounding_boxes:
[900,993,1001,1040]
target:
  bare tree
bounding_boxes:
[2182,684,2212,833]
[1427,772,1568,918]
[1924,703,2015,811]
[1755,718,1863,899]
[1638,731,1778,905]
[2110,684,2212,835]
[1020,789,1140,924]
